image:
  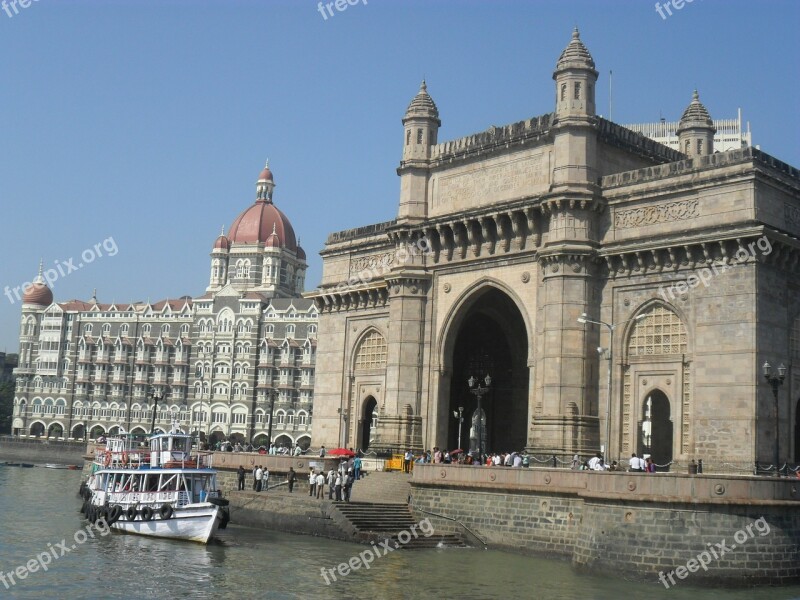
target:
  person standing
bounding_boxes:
[263,467,270,491]
[309,469,316,497]
[319,445,326,458]
[334,472,343,501]
[343,470,354,502]
[327,469,336,500]
[353,456,362,480]
[237,465,246,491]
[404,449,413,473]
[287,467,297,493]
[255,466,264,492]
[315,471,325,499]
[645,457,656,473]
[629,453,644,472]
[252,465,258,490]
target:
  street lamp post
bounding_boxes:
[452,406,464,449]
[577,312,646,461]
[762,361,786,477]
[148,390,163,435]
[468,375,492,462]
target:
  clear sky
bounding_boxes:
[1,0,798,351]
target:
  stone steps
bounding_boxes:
[348,471,412,504]
[331,501,467,549]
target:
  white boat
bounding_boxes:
[79,430,230,544]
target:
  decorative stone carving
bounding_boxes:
[443,283,452,293]
[614,199,699,229]
[350,252,394,274]
[785,203,800,230]
[521,272,530,283]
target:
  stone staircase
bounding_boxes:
[330,501,467,549]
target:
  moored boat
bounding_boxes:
[79,430,229,544]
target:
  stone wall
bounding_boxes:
[0,437,86,465]
[410,464,800,585]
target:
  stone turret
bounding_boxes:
[677,90,715,157]
[397,80,440,223]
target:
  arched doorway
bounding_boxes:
[639,390,673,469]
[274,434,293,450]
[47,423,63,438]
[208,431,225,447]
[29,422,45,437]
[229,433,245,446]
[359,396,378,452]
[445,287,529,454]
[72,423,86,440]
[90,425,106,439]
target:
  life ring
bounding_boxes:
[125,506,137,521]
[104,452,112,467]
[108,505,123,524]
[159,504,174,520]
[140,506,154,521]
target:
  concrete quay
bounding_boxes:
[410,464,800,586]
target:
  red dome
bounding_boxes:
[23,281,53,306]
[228,201,297,251]
[213,235,230,251]
[258,167,274,182]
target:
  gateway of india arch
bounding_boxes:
[309,30,800,467]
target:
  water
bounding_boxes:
[1,466,799,600]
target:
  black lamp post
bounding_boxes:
[762,361,786,477]
[468,375,492,461]
[266,387,278,447]
[452,406,464,450]
[148,390,163,435]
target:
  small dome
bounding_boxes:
[264,230,281,249]
[213,234,230,251]
[677,90,715,133]
[404,80,440,123]
[555,28,596,73]
[23,264,53,306]
[258,165,274,183]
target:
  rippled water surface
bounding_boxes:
[1,466,799,599]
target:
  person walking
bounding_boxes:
[263,467,270,492]
[315,471,325,499]
[255,466,264,492]
[237,465,246,491]
[319,445,326,458]
[287,467,297,493]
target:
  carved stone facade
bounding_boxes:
[309,31,800,467]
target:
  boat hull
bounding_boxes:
[107,504,222,544]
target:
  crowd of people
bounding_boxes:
[210,440,305,455]
[572,452,656,472]
[308,457,362,502]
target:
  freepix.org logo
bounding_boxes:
[1,0,40,19]
[4,237,119,305]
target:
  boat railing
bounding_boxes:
[106,490,180,505]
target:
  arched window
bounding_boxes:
[628,305,687,357]
[102,324,111,335]
[162,324,170,335]
[143,324,151,336]
[354,330,388,370]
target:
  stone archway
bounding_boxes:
[47,423,63,438]
[638,389,673,469]
[359,396,378,452]
[29,422,45,437]
[443,287,529,454]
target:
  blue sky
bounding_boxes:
[1,0,798,351]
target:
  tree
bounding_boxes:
[0,381,14,435]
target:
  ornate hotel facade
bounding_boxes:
[12,165,318,448]
[310,30,800,467]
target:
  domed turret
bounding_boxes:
[22,262,53,306]
[213,226,230,251]
[677,90,715,157]
[228,163,297,251]
[553,28,597,121]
